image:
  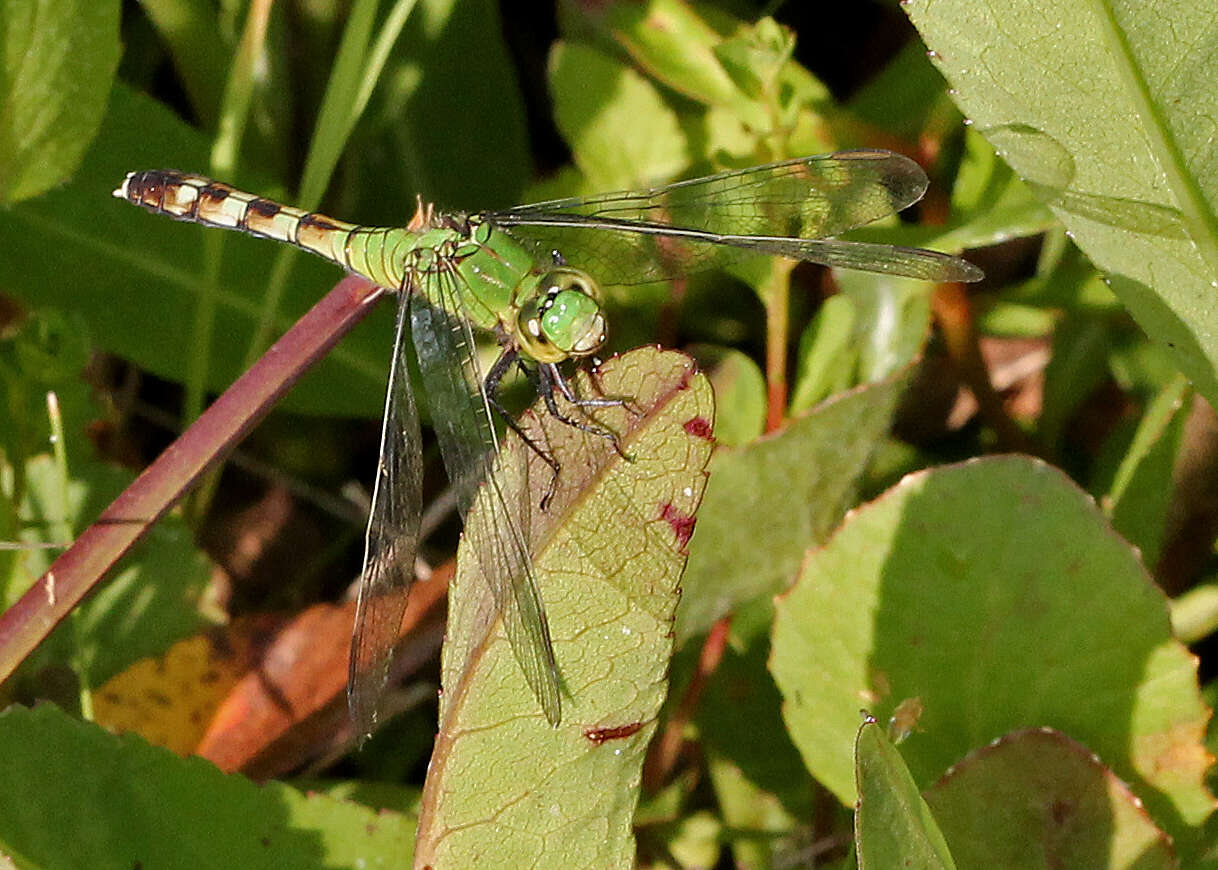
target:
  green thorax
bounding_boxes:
[343,217,541,333]
[343,216,606,362]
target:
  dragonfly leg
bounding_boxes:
[484,349,562,509]
[538,363,632,461]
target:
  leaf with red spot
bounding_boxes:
[659,502,698,552]
[414,347,714,870]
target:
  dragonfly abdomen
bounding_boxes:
[115,170,372,274]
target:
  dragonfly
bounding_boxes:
[114,149,982,732]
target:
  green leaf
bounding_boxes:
[0,84,391,418]
[135,0,232,127]
[905,0,1218,409]
[770,456,1212,860]
[571,0,755,117]
[1104,374,1190,568]
[353,0,530,212]
[549,41,689,191]
[791,267,931,418]
[707,752,801,870]
[1171,582,1218,646]
[791,295,858,415]
[838,272,932,386]
[1038,314,1113,453]
[1004,241,1119,314]
[0,309,94,482]
[700,619,815,868]
[923,729,1175,869]
[854,718,956,870]
[0,0,120,204]
[413,348,714,869]
[712,17,794,99]
[296,778,422,816]
[649,811,722,869]
[570,1,834,159]
[849,41,951,141]
[0,705,414,868]
[974,302,1056,338]
[687,344,765,447]
[942,130,1058,251]
[676,366,910,643]
[18,455,212,687]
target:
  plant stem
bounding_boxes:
[763,261,796,433]
[187,0,277,522]
[0,278,384,687]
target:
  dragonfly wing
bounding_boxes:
[410,270,562,724]
[504,150,930,233]
[348,291,424,736]
[491,150,980,285]
[497,219,984,285]
[728,236,985,282]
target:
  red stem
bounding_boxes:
[0,276,384,685]
[643,614,732,792]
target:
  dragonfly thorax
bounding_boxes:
[515,267,606,364]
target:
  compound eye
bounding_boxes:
[516,267,607,362]
[540,267,600,302]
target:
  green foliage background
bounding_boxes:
[0,0,1216,867]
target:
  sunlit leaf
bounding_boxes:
[549,40,688,192]
[413,348,713,869]
[570,0,757,119]
[677,366,910,642]
[0,705,414,867]
[924,729,1175,869]
[0,0,120,204]
[1104,374,1191,568]
[791,294,858,414]
[855,717,955,870]
[771,456,1213,860]
[906,0,1218,408]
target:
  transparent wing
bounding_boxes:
[410,268,562,724]
[348,291,424,736]
[489,150,982,285]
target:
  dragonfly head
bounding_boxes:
[516,267,607,363]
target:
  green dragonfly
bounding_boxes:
[115,149,982,732]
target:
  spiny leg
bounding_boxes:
[538,363,632,460]
[483,348,562,509]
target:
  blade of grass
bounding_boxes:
[136,0,232,127]
[185,0,276,520]
[45,391,93,721]
[246,0,419,363]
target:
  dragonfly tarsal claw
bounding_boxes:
[539,472,559,512]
